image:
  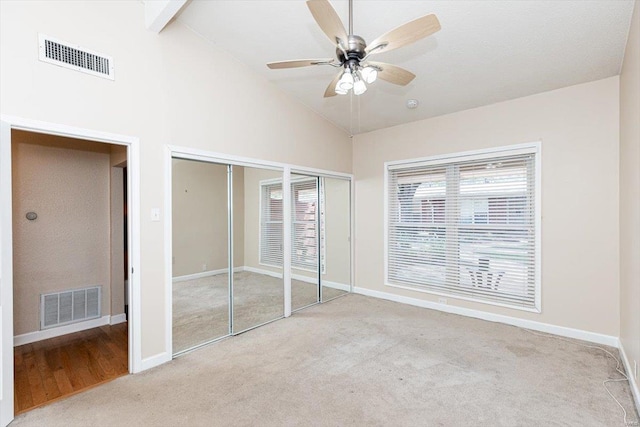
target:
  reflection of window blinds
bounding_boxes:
[292,179,319,271]
[260,183,283,267]
[387,149,538,310]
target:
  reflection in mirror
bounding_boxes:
[172,159,230,354]
[232,166,285,333]
[291,174,320,311]
[322,177,351,302]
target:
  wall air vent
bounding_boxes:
[41,286,102,330]
[38,34,114,80]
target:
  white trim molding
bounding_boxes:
[110,313,127,325]
[139,352,172,372]
[172,267,243,283]
[0,115,142,378]
[619,340,640,414]
[353,287,618,347]
[244,265,350,292]
[14,315,121,346]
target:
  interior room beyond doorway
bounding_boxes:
[11,130,129,413]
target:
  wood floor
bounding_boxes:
[14,323,128,415]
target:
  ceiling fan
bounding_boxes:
[267,0,441,97]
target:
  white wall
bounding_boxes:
[12,131,112,335]
[0,0,351,359]
[620,0,640,387]
[353,77,620,337]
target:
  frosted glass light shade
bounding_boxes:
[337,72,354,90]
[361,66,378,84]
[353,79,367,95]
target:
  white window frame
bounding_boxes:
[259,177,326,274]
[384,142,542,312]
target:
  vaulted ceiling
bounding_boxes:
[169,1,635,134]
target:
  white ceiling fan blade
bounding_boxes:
[324,71,343,98]
[367,61,416,86]
[366,14,441,56]
[306,0,348,49]
[267,59,335,69]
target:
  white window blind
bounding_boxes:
[260,182,283,267]
[260,178,325,272]
[292,179,320,271]
[386,148,539,310]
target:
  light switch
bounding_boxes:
[151,208,160,221]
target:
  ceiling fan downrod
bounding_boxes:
[334,0,374,95]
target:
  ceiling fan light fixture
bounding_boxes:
[353,78,367,95]
[337,71,354,90]
[335,86,348,95]
[268,0,441,98]
[361,66,378,84]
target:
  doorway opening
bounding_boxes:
[11,130,129,414]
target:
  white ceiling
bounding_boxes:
[176,0,635,135]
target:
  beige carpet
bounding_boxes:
[12,294,639,426]
[173,271,346,353]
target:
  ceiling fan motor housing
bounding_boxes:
[336,34,367,65]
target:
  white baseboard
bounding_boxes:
[110,313,127,325]
[319,280,351,292]
[619,339,640,414]
[172,268,227,282]
[14,315,116,346]
[139,351,171,372]
[243,266,350,291]
[353,287,618,347]
[293,274,350,292]
[243,265,283,279]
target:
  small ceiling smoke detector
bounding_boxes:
[406,99,419,109]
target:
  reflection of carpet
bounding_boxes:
[172,271,346,354]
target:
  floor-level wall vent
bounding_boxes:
[38,34,114,80]
[41,286,101,330]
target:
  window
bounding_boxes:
[385,144,540,311]
[260,178,325,272]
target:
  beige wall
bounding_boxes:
[12,131,112,335]
[353,77,620,337]
[171,160,245,277]
[0,1,351,358]
[620,1,640,383]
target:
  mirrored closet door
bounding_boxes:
[232,166,285,333]
[321,177,351,301]
[171,159,351,356]
[290,174,320,311]
[172,159,231,354]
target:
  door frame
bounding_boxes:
[0,115,142,426]
[165,145,353,358]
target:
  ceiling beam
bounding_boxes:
[144,0,188,33]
